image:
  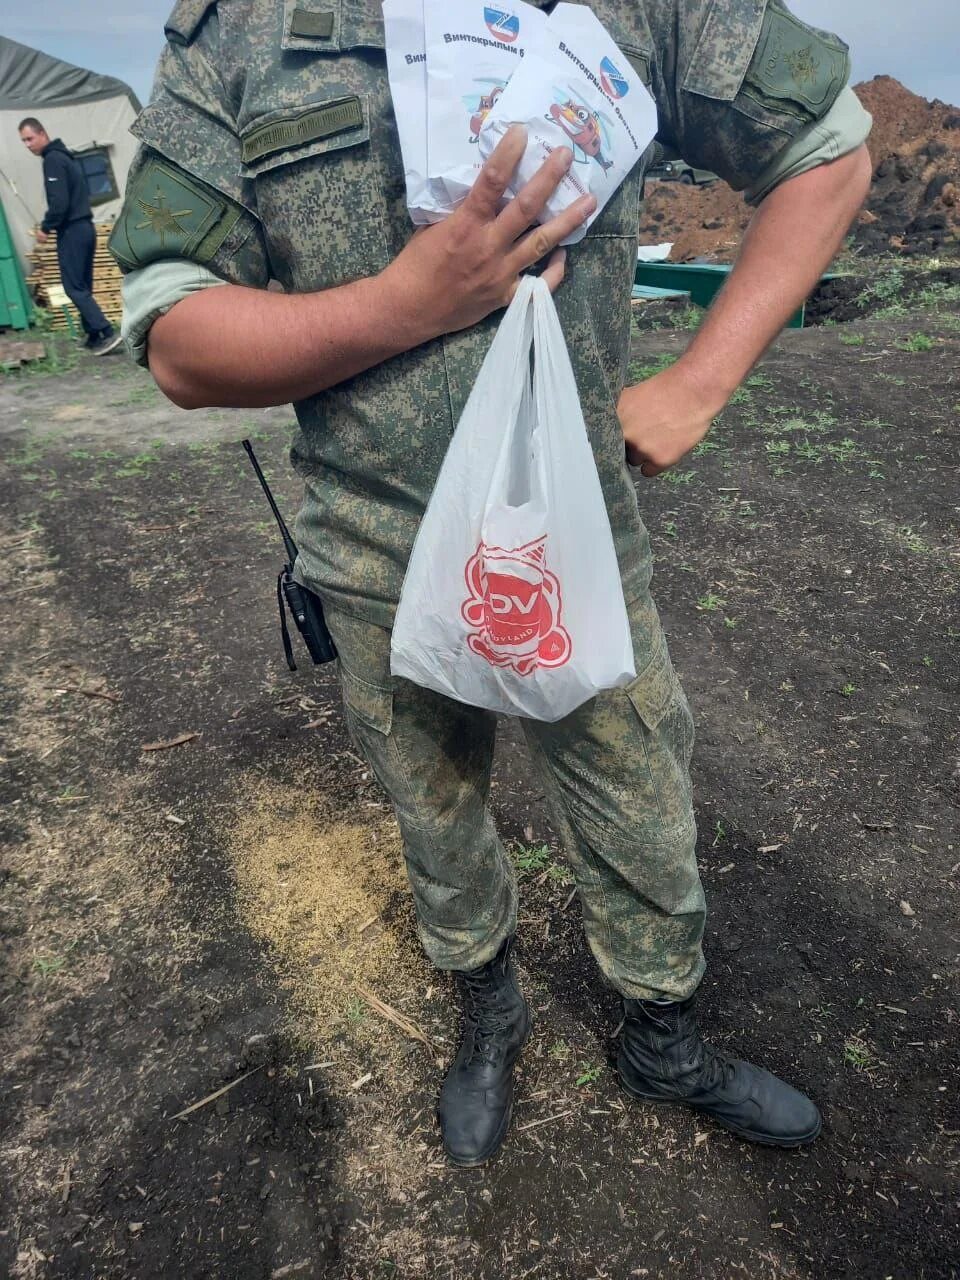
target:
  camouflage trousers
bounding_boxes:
[324,591,705,1001]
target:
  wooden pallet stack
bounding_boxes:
[26,222,123,332]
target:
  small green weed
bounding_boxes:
[696,592,725,612]
[512,843,553,875]
[344,995,365,1025]
[628,352,677,382]
[575,1064,604,1087]
[897,526,930,554]
[839,683,856,698]
[898,332,934,353]
[32,954,67,979]
[839,333,865,347]
[843,1036,877,1072]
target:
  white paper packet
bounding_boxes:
[383,0,440,224]
[424,0,548,211]
[477,2,658,242]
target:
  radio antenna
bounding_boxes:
[241,439,298,566]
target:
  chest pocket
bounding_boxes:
[238,0,396,292]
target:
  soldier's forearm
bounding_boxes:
[672,144,873,411]
[148,276,423,410]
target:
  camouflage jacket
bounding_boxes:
[112,0,854,626]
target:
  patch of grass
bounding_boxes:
[662,520,678,539]
[575,1064,604,1087]
[839,683,857,698]
[898,332,935,353]
[344,994,366,1025]
[548,1039,571,1061]
[696,592,725,612]
[839,332,865,347]
[32,953,67,980]
[897,526,930,554]
[113,442,166,478]
[512,843,553,875]
[628,352,677,382]
[857,267,905,311]
[663,469,695,486]
[692,437,724,455]
[825,438,861,464]
[843,1036,877,1073]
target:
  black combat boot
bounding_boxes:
[617,995,821,1147]
[437,936,531,1167]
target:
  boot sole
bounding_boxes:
[619,1077,823,1148]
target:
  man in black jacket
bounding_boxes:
[19,118,122,355]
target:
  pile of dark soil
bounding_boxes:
[640,77,960,261]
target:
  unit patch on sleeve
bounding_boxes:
[744,3,849,120]
[109,158,242,271]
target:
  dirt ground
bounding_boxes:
[1,277,958,1280]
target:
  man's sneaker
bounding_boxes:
[90,331,123,356]
[437,936,531,1167]
[617,995,821,1147]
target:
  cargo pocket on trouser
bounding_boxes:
[329,611,516,972]
[523,619,705,1001]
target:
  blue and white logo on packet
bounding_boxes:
[599,55,629,99]
[484,6,520,42]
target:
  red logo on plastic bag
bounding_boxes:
[461,537,572,675]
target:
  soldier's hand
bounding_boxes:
[379,126,595,343]
[619,362,723,477]
[35,229,49,244]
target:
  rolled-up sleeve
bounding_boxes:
[109,1,269,366]
[744,86,872,204]
[121,259,226,366]
[648,0,857,193]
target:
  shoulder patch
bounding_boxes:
[745,3,849,119]
[109,158,240,272]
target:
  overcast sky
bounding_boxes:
[4,1,957,110]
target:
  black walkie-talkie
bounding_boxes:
[241,440,338,669]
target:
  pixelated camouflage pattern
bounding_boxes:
[325,592,702,998]
[120,0,850,628]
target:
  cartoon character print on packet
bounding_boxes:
[546,90,613,173]
[467,81,505,143]
[461,537,572,675]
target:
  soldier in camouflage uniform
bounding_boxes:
[114,0,872,1164]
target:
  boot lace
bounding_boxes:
[462,972,514,1068]
[675,1014,738,1092]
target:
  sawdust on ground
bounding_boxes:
[230,784,434,1059]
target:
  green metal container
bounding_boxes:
[0,195,33,331]
[634,260,809,329]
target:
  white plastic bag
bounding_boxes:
[478,2,658,243]
[391,276,635,722]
